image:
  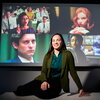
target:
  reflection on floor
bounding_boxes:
[0,92,100,100]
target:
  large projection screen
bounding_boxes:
[0,3,100,67]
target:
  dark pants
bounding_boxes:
[14,77,61,99]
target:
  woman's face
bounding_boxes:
[21,15,29,26]
[77,12,88,27]
[52,35,62,50]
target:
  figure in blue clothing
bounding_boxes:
[93,37,100,56]
[4,32,37,63]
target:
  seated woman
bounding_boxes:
[14,33,89,99]
[10,12,35,34]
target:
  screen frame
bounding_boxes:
[0,2,100,68]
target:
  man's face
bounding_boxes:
[6,12,11,18]
[70,36,77,48]
[43,17,47,23]
[13,34,36,59]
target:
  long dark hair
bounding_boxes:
[47,33,66,54]
[17,12,29,26]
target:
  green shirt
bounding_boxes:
[50,53,62,78]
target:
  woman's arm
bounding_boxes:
[68,51,90,96]
[40,54,49,82]
[68,51,83,90]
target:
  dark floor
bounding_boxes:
[0,92,100,100]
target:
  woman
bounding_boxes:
[69,7,94,35]
[10,12,35,34]
[14,33,88,99]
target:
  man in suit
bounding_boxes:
[67,34,88,66]
[36,16,50,34]
[4,32,37,63]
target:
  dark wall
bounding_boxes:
[0,67,100,94]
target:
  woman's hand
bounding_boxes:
[69,27,89,34]
[79,89,91,97]
[41,81,50,91]
[16,27,21,34]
